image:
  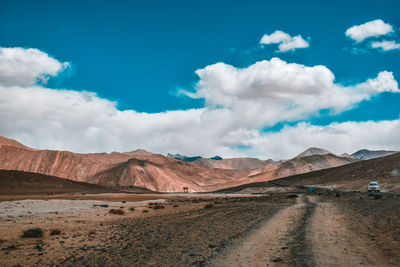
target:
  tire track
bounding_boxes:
[309,200,391,266]
[288,196,315,267]
[208,195,315,266]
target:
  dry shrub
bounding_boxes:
[234,231,242,237]
[153,204,165,209]
[142,210,149,213]
[129,207,135,211]
[204,203,214,209]
[173,204,179,208]
[50,229,61,236]
[109,209,125,215]
[21,228,43,238]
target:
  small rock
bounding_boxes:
[271,257,283,262]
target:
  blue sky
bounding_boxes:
[0,0,399,159]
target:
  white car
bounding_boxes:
[368,181,380,192]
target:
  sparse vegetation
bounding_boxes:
[50,229,61,236]
[173,204,179,208]
[21,228,43,238]
[129,207,135,211]
[142,210,149,213]
[153,204,165,209]
[109,209,125,215]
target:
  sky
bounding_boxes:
[0,0,400,159]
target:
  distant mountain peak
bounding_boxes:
[295,147,331,158]
[0,136,30,149]
[124,149,153,156]
[351,149,398,160]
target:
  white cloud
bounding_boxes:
[0,47,399,159]
[345,19,394,42]
[371,40,400,51]
[248,120,400,159]
[190,58,398,126]
[0,47,69,87]
[260,30,309,52]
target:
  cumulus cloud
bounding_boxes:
[1,47,399,159]
[371,40,400,51]
[248,120,400,159]
[345,19,394,42]
[0,47,69,86]
[189,58,398,127]
[260,30,309,52]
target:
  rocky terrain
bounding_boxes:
[1,191,399,266]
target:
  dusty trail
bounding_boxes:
[309,200,391,266]
[210,194,392,267]
[209,195,314,266]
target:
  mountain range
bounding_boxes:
[0,136,397,192]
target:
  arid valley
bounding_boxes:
[1,136,400,266]
[2,3,400,265]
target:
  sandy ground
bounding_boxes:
[1,191,399,266]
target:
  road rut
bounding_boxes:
[209,195,314,266]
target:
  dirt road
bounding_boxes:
[210,193,395,266]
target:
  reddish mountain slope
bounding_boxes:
[0,136,31,150]
[219,152,400,193]
[208,153,358,190]
[0,136,359,192]
[0,137,246,192]
[249,153,357,181]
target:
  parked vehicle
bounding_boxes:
[368,181,380,192]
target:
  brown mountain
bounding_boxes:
[0,169,114,195]
[0,136,247,192]
[0,136,360,192]
[200,153,359,191]
[0,136,31,150]
[248,153,358,181]
[219,152,400,193]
